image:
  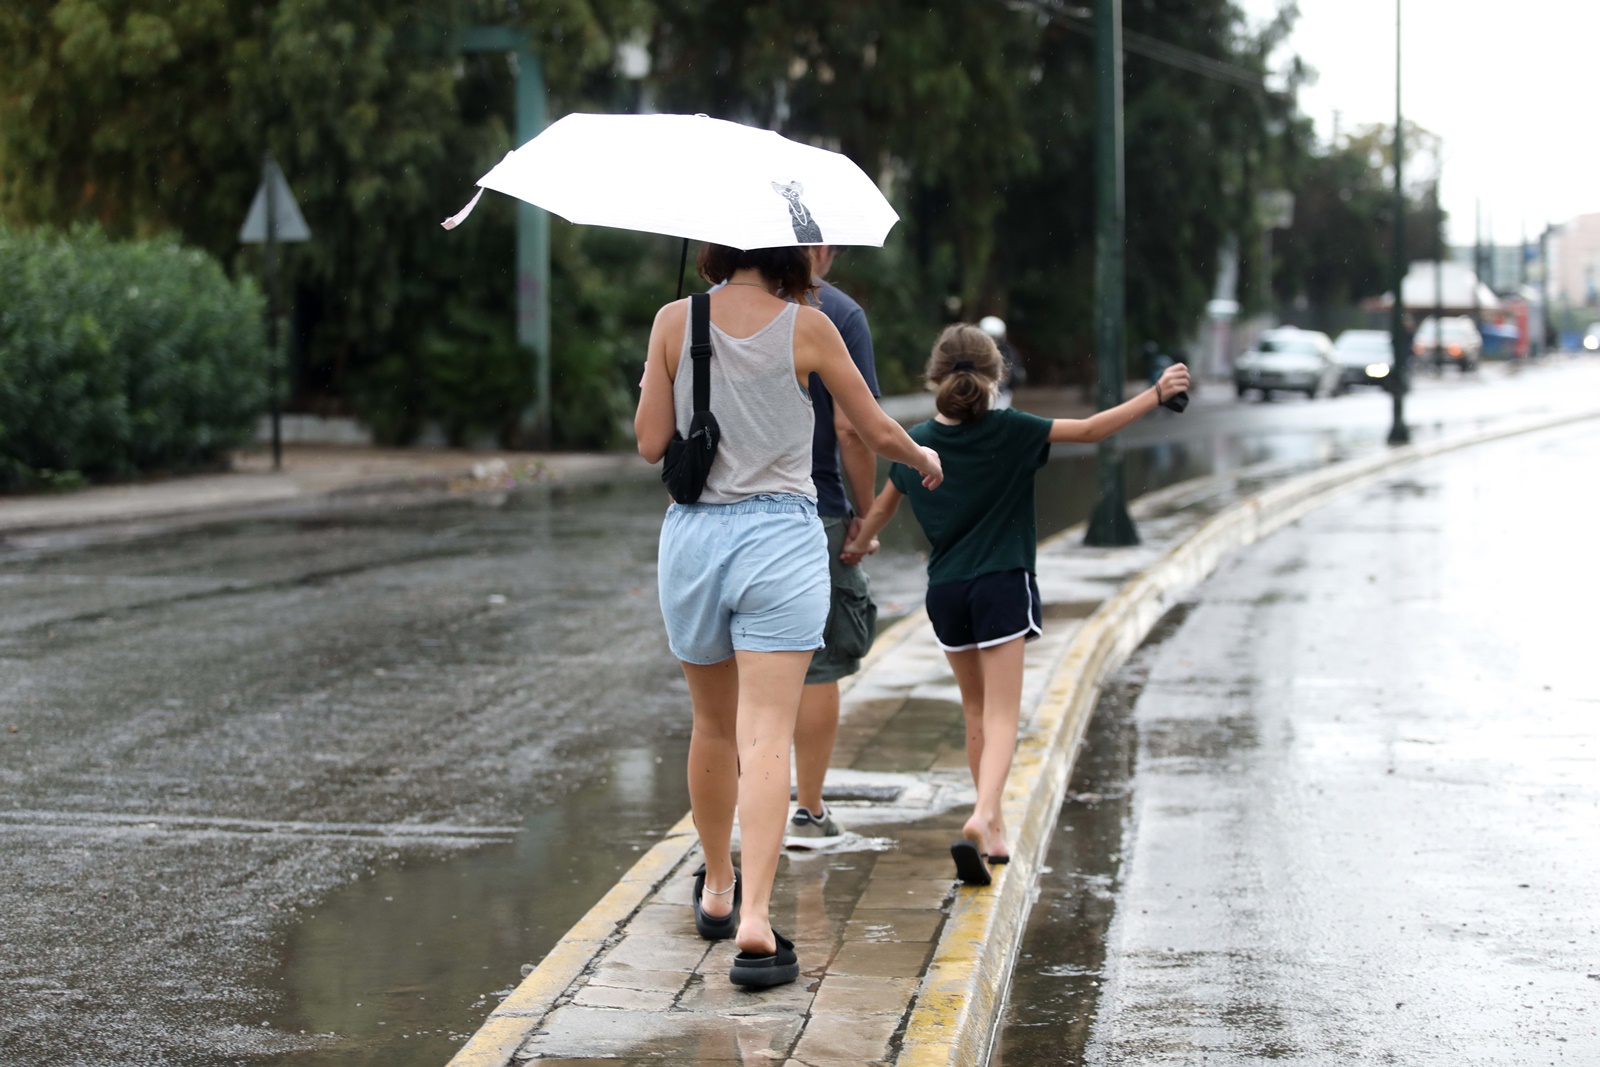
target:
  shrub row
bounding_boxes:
[0,226,269,491]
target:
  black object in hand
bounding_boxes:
[1161,390,1189,413]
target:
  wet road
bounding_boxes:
[996,411,1600,1063]
[2,359,1596,1067]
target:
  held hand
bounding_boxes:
[839,536,879,565]
[1156,362,1190,402]
[916,446,944,490]
[839,516,869,566]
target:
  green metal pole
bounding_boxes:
[515,43,551,447]
[1387,0,1410,446]
[1084,0,1138,546]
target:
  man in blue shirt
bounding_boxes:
[787,245,880,845]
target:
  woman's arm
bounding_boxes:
[634,301,685,463]
[797,309,943,488]
[1048,361,1190,444]
[841,481,904,557]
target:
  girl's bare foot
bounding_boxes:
[963,813,1010,863]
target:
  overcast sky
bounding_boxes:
[1237,0,1597,246]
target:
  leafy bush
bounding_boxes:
[0,226,269,491]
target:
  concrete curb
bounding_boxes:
[442,604,931,1067]
[893,405,1600,1067]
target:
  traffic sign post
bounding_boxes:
[240,155,311,470]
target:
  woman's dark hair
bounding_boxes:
[696,244,819,305]
[925,324,1004,422]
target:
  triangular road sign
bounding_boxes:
[239,157,311,243]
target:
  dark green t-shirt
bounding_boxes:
[889,408,1053,587]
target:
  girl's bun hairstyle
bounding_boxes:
[926,323,1004,422]
[696,244,819,305]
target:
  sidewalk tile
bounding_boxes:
[810,975,919,1015]
[853,878,952,911]
[791,1012,901,1062]
[827,940,932,978]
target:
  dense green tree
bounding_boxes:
[1270,121,1447,332]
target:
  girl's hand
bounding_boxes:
[916,446,943,489]
[1156,362,1190,403]
[840,535,879,563]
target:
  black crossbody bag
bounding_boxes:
[660,292,721,504]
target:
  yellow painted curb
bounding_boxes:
[894,406,1600,1067]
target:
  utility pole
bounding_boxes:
[1472,198,1483,332]
[1432,177,1444,369]
[1387,0,1409,447]
[1538,223,1552,356]
[1084,0,1138,546]
[460,28,551,447]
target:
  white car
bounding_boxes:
[1413,316,1482,372]
[1234,327,1341,400]
[1332,329,1395,390]
[1583,323,1599,352]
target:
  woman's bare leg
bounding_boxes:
[731,648,812,954]
[682,657,739,918]
[952,638,1024,859]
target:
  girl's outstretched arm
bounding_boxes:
[1049,362,1190,444]
[842,482,904,557]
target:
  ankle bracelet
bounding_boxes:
[703,880,736,896]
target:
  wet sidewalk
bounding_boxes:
[447,403,1600,1067]
[0,446,657,537]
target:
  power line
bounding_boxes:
[1011,0,1268,93]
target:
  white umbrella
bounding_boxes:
[442,112,898,250]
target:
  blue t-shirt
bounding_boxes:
[808,280,879,516]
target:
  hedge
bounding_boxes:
[0,226,269,491]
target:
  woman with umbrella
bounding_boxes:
[447,113,938,987]
[635,243,941,987]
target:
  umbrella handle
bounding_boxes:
[675,237,689,300]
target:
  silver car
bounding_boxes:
[1234,327,1341,400]
[1332,329,1395,390]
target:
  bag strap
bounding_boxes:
[689,292,712,415]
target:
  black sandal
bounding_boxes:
[692,864,740,941]
[729,929,800,988]
[950,840,992,886]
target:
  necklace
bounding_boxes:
[723,281,775,295]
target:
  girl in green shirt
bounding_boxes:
[845,324,1188,885]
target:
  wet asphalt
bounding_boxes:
[996,411,1600,1064]
[2,360,1596,1067]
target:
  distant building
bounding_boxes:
[1448,244,1528,295]
[1548,214,1600,311]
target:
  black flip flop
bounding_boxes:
[728,929,800,988]
[950,840,992,886]
[692,864,740,941]
[985,853,1011,865]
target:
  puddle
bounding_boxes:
[257,743,694,1067]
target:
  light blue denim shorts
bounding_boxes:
[657,494,829,665]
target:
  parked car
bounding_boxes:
[1413,315,1482,372]
[1584,323,1600,352]
[1234,327,1340,400]
[1332,329,1395,389]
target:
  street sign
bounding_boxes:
[239,158,311,244]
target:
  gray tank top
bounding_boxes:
[673,301,816,504]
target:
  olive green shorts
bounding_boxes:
[805,514,879,685]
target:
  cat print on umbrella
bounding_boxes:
[772,180,824,243]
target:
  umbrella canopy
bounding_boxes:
[442,113,898,249]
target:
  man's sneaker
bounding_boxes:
[785,804,845,848]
